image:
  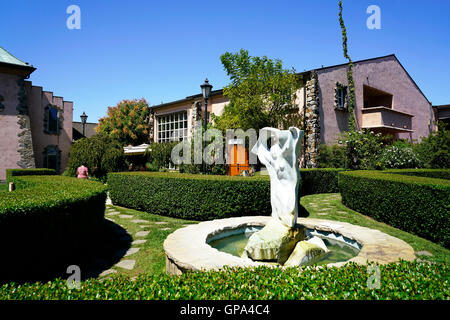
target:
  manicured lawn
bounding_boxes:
[0,183,7,192]
[100,192,449,280]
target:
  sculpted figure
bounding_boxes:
[251,127,303,228]
[244,127,304,264]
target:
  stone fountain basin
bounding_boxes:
[163,216,416,275]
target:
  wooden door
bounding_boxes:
[229,144,249,176]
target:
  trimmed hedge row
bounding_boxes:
[107,169,343,221]
[108,172,272,220]
[0,170,108,281]
[383,169,450,180]
[338,170,450,248]
[6,168,56,183]
[1,261,448,300]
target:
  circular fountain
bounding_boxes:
[164,127,415,275]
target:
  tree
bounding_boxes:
[65,133,125,181]
[96,98,151,146]
[212,49,302,132]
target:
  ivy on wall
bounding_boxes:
[338,0,357,131]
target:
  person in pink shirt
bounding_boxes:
[77,162,89,179]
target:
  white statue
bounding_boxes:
[251,127,303,228]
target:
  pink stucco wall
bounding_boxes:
[25,82,73,173]
[317,55,434,144]
[0,73,23,180]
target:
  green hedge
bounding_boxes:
[1,261,448,300]
[383,169,450,180]
[107,169,343,221]
[300,168,345,194]
[6,168,56,183]
[338,170,450,248]
[0,170,107,281]
[108,172,272,220]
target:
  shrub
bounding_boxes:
[338,170,450,247]
[380,145,421,169]
[414,121,450,169]
[318,144,346,168]
[66,133,125,181]
[146,142,178,170]
[300,168,345,194]
[339,130,384,169]
[107,169,343,220]
[0,261,448,300]
[0,170,107,281]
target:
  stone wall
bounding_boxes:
[304,71,320,168]
[190,99,202,136]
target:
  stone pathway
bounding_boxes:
[100,204,153,277]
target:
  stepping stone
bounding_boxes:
[155,221,169,225]
[131,219,149,224]
[415,250,433,257]
[105,217,115,222]
[125,247,140,257]
[139,225,149,228]
[135,231,150,237]
[132,239,147,245]
[317,212,328,216]
[106,212,120,216]
[99,269,117,277]
[119,214,134,219]
[115,260,135,270]
[160,227,171,231]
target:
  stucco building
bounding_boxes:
[0,47,73,180]
[150,54,435,168]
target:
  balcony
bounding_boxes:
[361,107,414,133]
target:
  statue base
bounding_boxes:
[244,219,306,265]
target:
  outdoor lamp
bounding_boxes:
[200,78,213,174]
[200,78,213,100]
[80,111,88,137]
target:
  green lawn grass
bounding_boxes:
[102,192,449,280]
[0,183,7,192]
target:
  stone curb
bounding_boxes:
[163,216,416,275]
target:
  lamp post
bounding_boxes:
[80,112,88,137]
[200,78,213,174]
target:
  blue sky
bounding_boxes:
[1,0,449,123]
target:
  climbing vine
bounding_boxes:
[338,0,357,131]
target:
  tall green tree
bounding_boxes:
[338,0,357,131]
[213,49,302,132]
[96,98,150,146]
